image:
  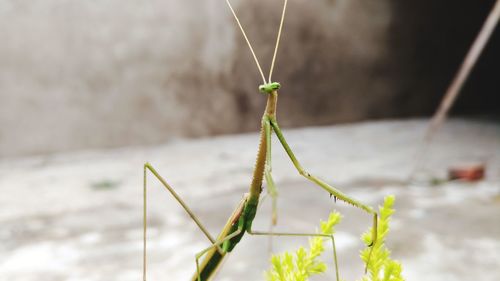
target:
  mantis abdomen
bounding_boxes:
[191,196,249,281]
[191,249,226,281]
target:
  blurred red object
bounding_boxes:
[448,164,485,182]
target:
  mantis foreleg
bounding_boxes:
[268,119,378,266]
[263,118,278,225]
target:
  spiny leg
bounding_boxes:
[263,118,279,252]
[263,118,278,225]
[249,230,340,281]
[143,163,221,281]
[268,119,378,270]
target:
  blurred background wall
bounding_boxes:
[0,0,498,157]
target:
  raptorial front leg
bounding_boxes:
[269,119,378,267]
[263,118,278,225]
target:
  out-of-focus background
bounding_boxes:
[1,0,499,157]
[0,0,499,281]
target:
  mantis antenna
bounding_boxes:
[226,0,267,84]
[269,0,288,82]
[226,0,289,85]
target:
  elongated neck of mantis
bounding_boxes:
[264,91,278,118]
[249,91,279,201]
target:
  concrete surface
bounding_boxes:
[0,119,499,281]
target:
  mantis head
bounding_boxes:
[259,82,281,94]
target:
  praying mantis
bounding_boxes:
[142,1,378,280]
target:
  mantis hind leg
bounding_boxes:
[269,119,378,270]
[143,163,221,281]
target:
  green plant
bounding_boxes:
[265,212,341,281]
[360,195,403,281]
[265,195,404,281]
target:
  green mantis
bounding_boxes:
[142,1,378,280]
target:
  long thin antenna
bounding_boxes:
[226,0,267,84]
[411,0,500,179]
[269,0,288,82]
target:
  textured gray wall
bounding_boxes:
[0,0,496,157]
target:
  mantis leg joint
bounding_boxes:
[299,169,310,177]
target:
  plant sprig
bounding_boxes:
[265,212,341,281]
[265,195,404,281]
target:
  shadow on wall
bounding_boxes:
[0,0,498,157]
[387,0,500,117]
